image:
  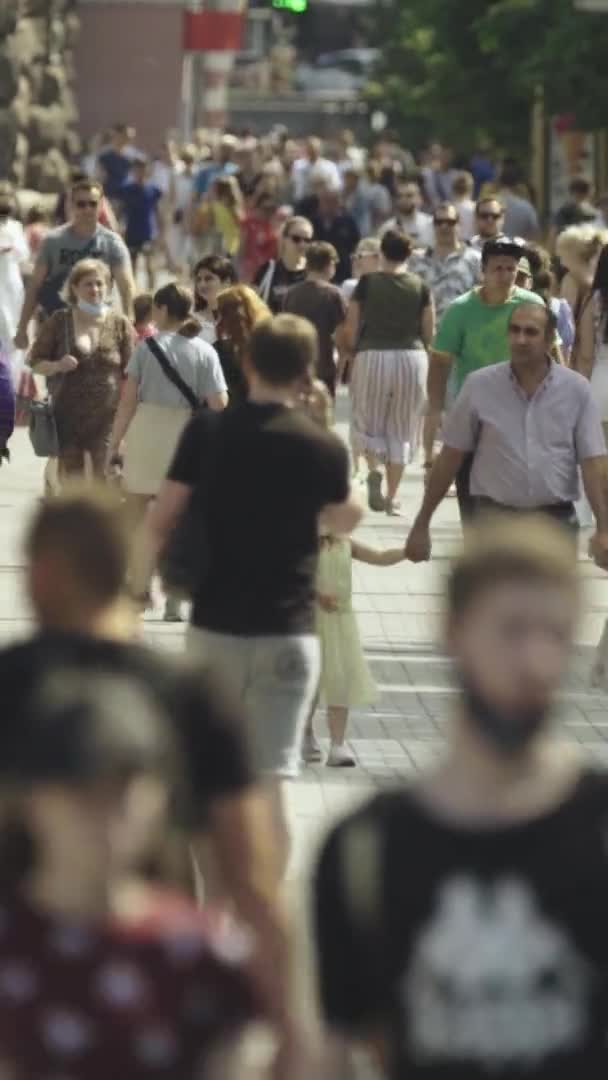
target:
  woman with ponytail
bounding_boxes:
[107,281,227,619]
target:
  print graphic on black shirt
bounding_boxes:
[404,875,590,1067]
[315,771,608,1080]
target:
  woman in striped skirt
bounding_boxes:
[344,229,435,515]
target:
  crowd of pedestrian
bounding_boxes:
[4,116,608,1078]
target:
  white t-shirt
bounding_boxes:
[197,317,217,345]
[341,278,358,302]
[172,172,195,213]
[150,160,183,195]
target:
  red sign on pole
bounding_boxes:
[183,10,243,51]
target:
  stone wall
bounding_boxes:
[0,0,80,193]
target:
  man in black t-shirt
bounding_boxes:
[0,490,293,1054]
[315,516,608,1080]
[135,313,361,874]
[284,241,348,398]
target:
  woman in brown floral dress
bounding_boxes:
[29,258,134,479]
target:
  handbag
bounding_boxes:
[27,398,59,457]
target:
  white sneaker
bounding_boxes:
[302,732,323,763]
[326,743,356,768]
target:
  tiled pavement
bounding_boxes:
[4,403,608,1064]
[3,410,608,887]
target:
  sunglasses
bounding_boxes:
[478,211,502,220]
[434,218,457,226]
[75,200,99,209]
[288,234,311,244]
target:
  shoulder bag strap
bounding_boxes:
[47,311,69,402]
[258,259,276,304]
[145,336,199,411]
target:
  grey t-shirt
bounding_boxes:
[37,224,129,314]
[127,332,227,408]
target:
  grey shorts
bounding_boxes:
[186,627,320,779]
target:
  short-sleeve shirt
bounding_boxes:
[354,271,430,352]
[0,633,255,828]
[127,332,227,408]
[98,147,133,197]
[409,245,481,320]
[37,224,129,315]
[433,286,543,391]
[283,279,347,377]
[0,891,260,1078]
[315,770,608,1080]
[169,403,350,635]
[441,359,606,506]
[119,182,163,247]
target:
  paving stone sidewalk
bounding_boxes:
[2,417,608,883]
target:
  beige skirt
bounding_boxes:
[123,403,191,496]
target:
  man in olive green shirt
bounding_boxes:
[425,237,543,519]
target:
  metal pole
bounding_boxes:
[181,51,194,141]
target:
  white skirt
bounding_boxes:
[123,403,190,496]
[350,348,428,465]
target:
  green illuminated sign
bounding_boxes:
[272,0,307,11]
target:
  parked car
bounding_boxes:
[294,47,380,99]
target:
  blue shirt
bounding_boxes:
[98,150,132,198]
[193,161,238,198]
[119,183,162,247]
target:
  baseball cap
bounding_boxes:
[482,237,526,262]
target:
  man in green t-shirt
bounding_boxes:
[424,237,543,520]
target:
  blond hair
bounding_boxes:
[556,224,608,269]
[448,515,578,620]
[61,258,112,306]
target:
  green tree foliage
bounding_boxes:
[366,0,608,154]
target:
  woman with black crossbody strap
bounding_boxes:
[107,282,228,619]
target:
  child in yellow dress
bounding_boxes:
[307,535,406,766]
[299,379,406,765]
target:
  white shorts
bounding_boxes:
[186,628,320,779]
